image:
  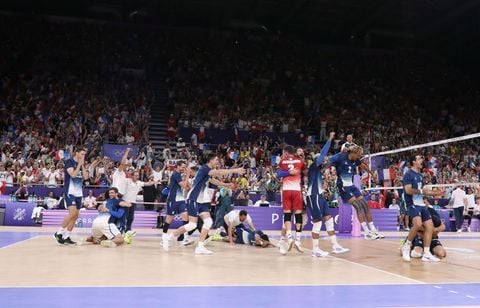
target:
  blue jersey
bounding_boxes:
[403,169,425,206]
[306,139,332,196]
[329,152,361,187]
[186,164,212,203]
[105,198,126,228]
[235,227,265,245]
[64,158,84,197]
[167,171,185,202]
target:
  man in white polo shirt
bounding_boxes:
[224,209,256,245]
[112,148,131,197]
[451,185,467,233]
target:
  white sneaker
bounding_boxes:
[126,230,137,237]
[410,250,423,258]
[100,240,117,248]
[373,231,385,239]
[422,253,440,262]
[287,238,294,251]
[401,243,411,261]
[332,244,349,254]
[294,240,304,253]
[457,229,463,233]
[312,248,329,257]
[467,227,471,232]
[195,246,213,255]
[278,240,288,255]
[180,238,194,246]
[364,232,379,240]
[162,233,171,252]
[203,236,213,246]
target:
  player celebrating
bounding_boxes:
[277,145,305,253]
[307,132,349,257]
[400,154,444,262]
[162,160,191,246]
[163,153,245,255]
[329,145,384,240]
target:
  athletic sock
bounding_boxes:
[312,238,319,250]
[368,222,378,232]
[329,235,339,246]
[162,223,170,234]
[361,222,370,233]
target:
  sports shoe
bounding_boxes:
[456,229,462,233]
[63,237,77,245]
[278,240,288,255]
[373,231,385,239]
[126,230,137,237]
[180,238,194,246]
[332,244,350,254]
[211,234,222,241]
[410,250,423,258]
[405,227,410,231]
[294,240,304,253]
[287,238,294,251]
[467,227,471,232]
[162,233,171,251]
[312,248,329,257]
[54,232,65,245]
[401,243,411,262]
[195,246,213,255]
[422,252,440,262]
[100,240,117,248]
[123,234,133,245]
[364,232,379,240]
[203,235,212,246]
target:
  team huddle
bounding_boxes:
[52,133,447,261]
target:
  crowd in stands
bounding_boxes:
[0,15,479,210]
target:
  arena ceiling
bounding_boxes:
[2,0,480,47]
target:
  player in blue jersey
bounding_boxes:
[306,132,349,257]
[329,145,384,240]
[400,154,444,262]
[163,153,245,254]
[84,187,132,247]
[162,160,192,247]
[221,226,271,248]
[54,147,89,245]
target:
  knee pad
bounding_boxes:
[184,221,197,232]
[202,217,213,230]
[283,213,292,223]
[325,217,334,232]
[312,221,322,234]
[294,213,303,225]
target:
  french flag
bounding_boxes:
[378,167,395,181]
[427,156,438,168]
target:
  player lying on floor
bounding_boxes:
[221,225,272,248]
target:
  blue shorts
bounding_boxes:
[186,200,210,217]
[166,200,187,215]
[407,205,431,222]
[338,185,362,202]
[306,195,330,220]
[65,194,83,210]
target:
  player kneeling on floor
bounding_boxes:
[84,187,132,248]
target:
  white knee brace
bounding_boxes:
[325,217,334,232]
[202,217,213,230]
[312,221,322,234]
[184,221,197,232]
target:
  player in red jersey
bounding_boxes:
[277,145,305,254]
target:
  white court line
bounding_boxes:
[0,235,39,250]
[449,290,458,294]
[466,295,477,299]
[271,239,423,284]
